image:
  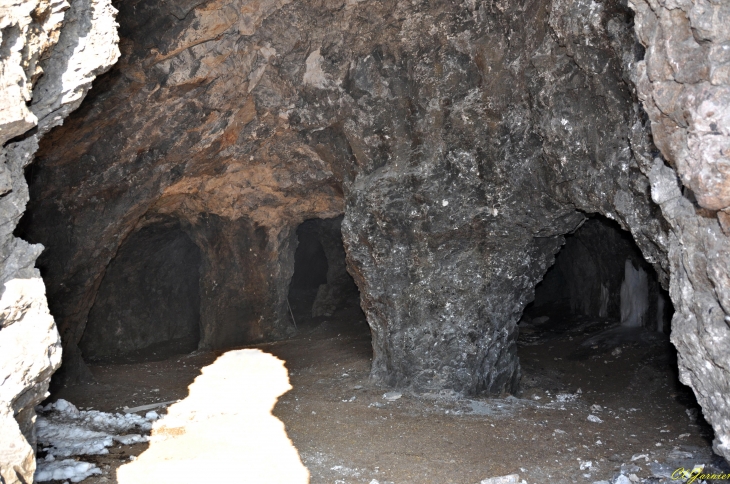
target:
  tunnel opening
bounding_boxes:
[79,219,202,364]
[516,215,721,453]
[287,216,362,327]
[523,215,672,332]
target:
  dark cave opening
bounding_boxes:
[288,219,330,316]
[287,216,362,326]
[79,219,202,364]
[517,215,719,449]
[524,215,672,332]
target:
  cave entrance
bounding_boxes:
[287,216,362,327]
[79,219,202,364]
[524,215,671,332]
[516,215,718,446]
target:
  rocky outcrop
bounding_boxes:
[340,0,668,393]
[628,0,730,460]
[630,0,730,213]
[13,0,730,465]
[0,0,119,480]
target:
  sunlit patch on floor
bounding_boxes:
[116,349,309,484]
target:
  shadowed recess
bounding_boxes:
[80,219,202,363]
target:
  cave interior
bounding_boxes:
[2,0,729,480]
[32,207,726,482]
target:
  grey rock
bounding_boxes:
[5,0,730,471]
[0,0,119,480]
[630,0,730,459]
[613,475,631,484]
[383,392,402,402]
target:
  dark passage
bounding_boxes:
[525,215,671,332]
[287,216,361,325]
[80,219,202,363]
[516,216,725,461]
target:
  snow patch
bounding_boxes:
[34,399,156,482]
[34,459,102,483]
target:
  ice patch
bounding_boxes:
[34,459,102,482]
[620,259,649,327]
[479,474,520,484]
[36,420,114,456]
[36,399,151,456]
[35,399,156,482]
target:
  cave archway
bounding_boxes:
[79,219,202,363]
[287,216,362,325]
[515,215,718,445]
[524,215,672,333]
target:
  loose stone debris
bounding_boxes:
[479,474,522,484]
[383,392,403,402]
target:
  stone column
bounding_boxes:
[342,166,582,395]
[186,214,295,349]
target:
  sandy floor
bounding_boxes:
[49,298,727,484]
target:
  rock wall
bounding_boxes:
[19,0,347,384]
[10,0,730,467]
[339,0,670,393]
[629,0,730,460]
[0,0,119,480]
[21,0,660,393]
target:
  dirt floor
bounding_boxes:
[49,294,729,484]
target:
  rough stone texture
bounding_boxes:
[0,278,59,484]
[0,0,119,479]
[339,0,669,394]
[17,0,653,393]
[1,0,65,145]
[13,0,730,463]
[19,0,346,384]
[629,0,730,460]
[647,159,730,460]
[630,0,730,212]
[22,0,663,389]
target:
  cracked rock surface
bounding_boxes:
[629,0,730,460]
[0,0,119,480]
